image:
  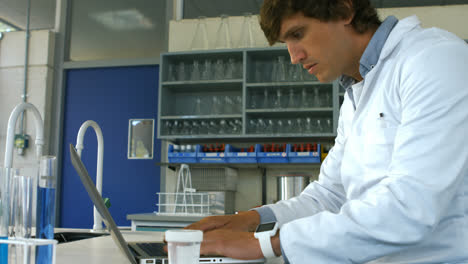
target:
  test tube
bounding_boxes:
[36,156,57,264]
[0,167,12,264]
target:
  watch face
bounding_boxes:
[256,222,276,232]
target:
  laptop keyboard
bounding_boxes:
[136,242,167,256]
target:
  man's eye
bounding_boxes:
[292,31,303,39]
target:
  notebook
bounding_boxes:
[69,143,264,264]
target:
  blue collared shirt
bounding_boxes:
[253,16,399,263]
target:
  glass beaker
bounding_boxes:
[214,14,232,49]
[35,156,57,264]
[190,16,209,50]
[237,13,254,48]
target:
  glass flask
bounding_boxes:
[190,16,209,50]
[312,87,321,107]
[275,56,287,82]
[237,13,254,48]
[301,88,310,108]
[214,59,225,80]
[190,60,201,81]
[287,88,296,108]
[201,59,212,80]
[214,14,232,49]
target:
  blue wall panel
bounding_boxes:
[60,66,161,228]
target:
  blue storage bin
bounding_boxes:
[257,144,290,163]
[225,144,259,163]
[197,146,226,163]
[288,144,321,163]
[167,144,198,163]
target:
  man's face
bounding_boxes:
[279,12,355,83]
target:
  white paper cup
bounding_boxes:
[165,229,203,264]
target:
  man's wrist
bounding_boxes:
[271,232,281,257]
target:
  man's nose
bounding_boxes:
[288,43,305,64]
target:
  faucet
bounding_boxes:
[4,102,44,168]
[76,120,104,232]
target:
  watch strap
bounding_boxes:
[257,232,276,258]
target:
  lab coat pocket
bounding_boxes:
[363,126,398,170]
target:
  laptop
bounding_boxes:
[69,144,264,264]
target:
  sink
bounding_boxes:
[54,232,109,243]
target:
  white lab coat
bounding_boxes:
[264,16,468,263]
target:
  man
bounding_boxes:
[186,1,468,263]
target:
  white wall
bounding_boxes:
[0,30,55,169]
[169,4,468,52]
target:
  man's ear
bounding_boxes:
[343,0,355,25]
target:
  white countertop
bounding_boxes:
[56,230,164,264]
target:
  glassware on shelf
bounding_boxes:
[208,121,218,134]
[199,121,209,134]
[276,119,284,134]
[312,87,321,107]
[316,119,324,133]
[190,60,201,81]
[290,64,304,82]
[266,119,274,134]
[219,119,229,134]
[223,95,234,114]
[167,64,176,82]
[194,96,202,115]
[300,87,310,108]
[234,95,242,114]
[201,59,212,80]
[324,118,333,133]
[225,58,236,79]
[214,14,232,49]
[275,56,287,82]
[248,119,258,134]
[287,88,296,108]
[211,95,222,115]
[304,117,313,133]
[191,121,200,135]
[272,88,287,109]
[164,121,173,135]
[296,117,304,133]
[262,88,269,109]
[237,13,255,48]
[177,62,186,81]
[214,59,225,80]
[190,16,209,50]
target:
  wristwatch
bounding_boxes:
[254,222,279,259]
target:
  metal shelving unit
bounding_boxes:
[157,47,340,141]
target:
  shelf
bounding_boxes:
[245,108,333,113]
[245,82,328,87]
[156,162,321,170]
[161,114,242,120]
[158,48,340,140]
[158,133,335,140]
[162,79,243,86]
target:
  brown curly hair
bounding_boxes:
[259,0,382,45]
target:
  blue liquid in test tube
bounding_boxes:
[35,156,57,264]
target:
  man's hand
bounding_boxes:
[200,229,263,260]
[185,210,260,232]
